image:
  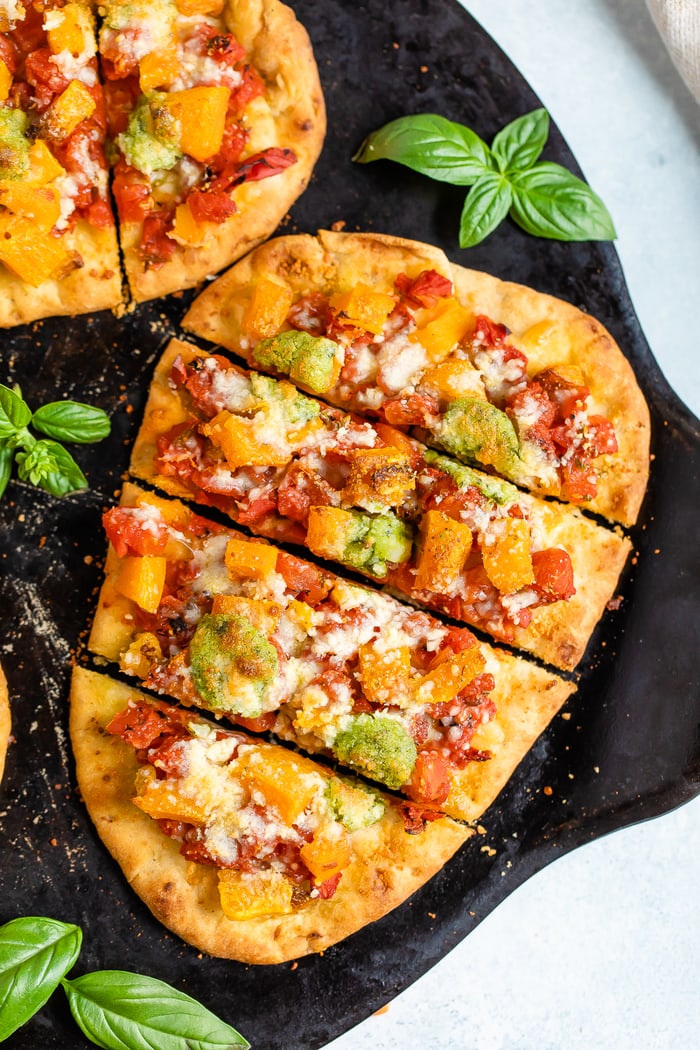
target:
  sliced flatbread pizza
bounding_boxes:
[69,666,472,963]
[0,0,123,326]
[182,230,650,525]
[129,337,632,671]
[0,662,10,783]
[100,0,325,302]
[88,483,575,823]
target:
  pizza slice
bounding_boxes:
[0,662,9,783]
[129,337,632,671]
[99,0,325,302]
[70,667,471,963]
[0,0,123,326]
[182,230,650,526]
[88,483,575,823]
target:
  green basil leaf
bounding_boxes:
[459,172,513,248]
[0,446,13,500]
[16,439,88,496]
[33,401,111,444]
[510,162,617,240]
[63,970,250,1050]
[0,916,82,1040]
[354,113,495,185]
[0,383,31,440]
[491,107,549,173]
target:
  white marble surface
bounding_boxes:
[323,2,700,1048]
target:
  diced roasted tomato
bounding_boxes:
[103,76,141,136]
[277,466,339,525]
[24,47,69,109]
[275,551,331,605]
[112,160,152,223]
[287,292,332,335]
[532,548,575,602]
[381,393,439,427]
[313,872,343,899]
[187,188,237,224]
[236,494,278,526]
[227,64,265,112]
[407,750,450,806]
[103,507,170,558]
[139,211,177,268]
[0,34,18,75]
[537,367,591,421]
[235,712,276,733]
[394,269,453,307]
[106,699,186,749]
[586,415,619,457]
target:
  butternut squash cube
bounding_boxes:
[119,631,162,678]
[0,184,61,233]
[171,199,208,246]
[306,506,356,561]
[161,86,231,162]
[133,780,210,825]
[300,825,352,882]
[420,359,484,401]
[414,510,473,593]
[233,745,323,824]
[415,645,486,706]
[139,41,180,92]
[201,409,290,468]
[410,298,474,362]
[243,277,294,341]
[46,80,96,140]
[27,140,66,186]
[0,213,72,286]
[329,283,396,335]
[47,3,86,56]
[481,517,535,593]
[218,868,294,920]
[211,593,282,634]
[358,641,413,705]
[176,0,224,13]
[115,555,167,614]
[0,59,12,102]
[224,537,278,581]
[342,446,415,510]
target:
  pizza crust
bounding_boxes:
[182,230,650,526]
[0,662,10,784]
[123,0,326,303]
[0,218,124,329]
[69,667,472,963]
[130,337,632,671]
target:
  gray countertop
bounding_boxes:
[324,2,700,1047]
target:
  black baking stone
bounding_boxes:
[1,1,698,1047]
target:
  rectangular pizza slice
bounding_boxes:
[88,483,575,824]
[129,337,632,671]
[0,0,123,325]
[70,666,472,963]
[181,230,650,526]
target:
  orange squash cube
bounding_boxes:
[0,59,12,102]
[0,213,72,285]
[415,645,486,706]
[0,184,61,233]
[161,86,231,162]
[243,277,294,341]
[119,631,162,678]
[218,868,294,920]
[233,745,323,824]
[139,41,180,91]
[414,510,473,594]
[224,537,278,581]
[133,779,210,825]
[481,517,535,593]
[410,298,474,362]
[329,283,396,335]
[115,555,167,614]
[342,446,415,510]
[27,140,66,186]
[170,199,207,246]
[358,641,413,705]
[300,825,352,882]
[201,409,291,468]
[46,80,96,140]
[420,359,483,401]
[176,0,224,13]
[211,593,282,634]
[47,3,87,56]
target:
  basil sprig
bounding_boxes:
[0,917,249,1049]
[0,382,111,501]
[354,107,616,247]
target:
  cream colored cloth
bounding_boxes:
[646,0,700,102]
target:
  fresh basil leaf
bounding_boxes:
[459,172,512,248]
[16,439,88,496]
[492,107,549,173]
[0,446,13,500]
[63,970,250,1050]
[0,383,31,440]
[510,162,617,240]
[354,113,495,185]
[0,916,82,1040]
[32,401,111,444]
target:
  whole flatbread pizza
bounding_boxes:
[183,230,650,525]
